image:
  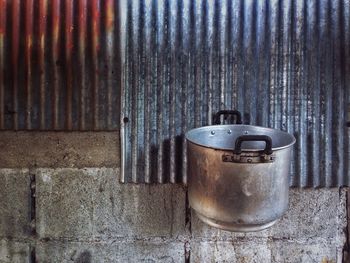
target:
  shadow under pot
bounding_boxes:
[185,110,296,232]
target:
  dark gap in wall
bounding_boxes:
[342,188,349,263]
[29,173,36,236]
[29,246,36,263]
[185,190,191,234]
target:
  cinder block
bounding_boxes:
[0,169,30,238]
[191,188,347,243]
[93,171,187,239]
[36,240,185,262]
[190,241,271,263]
[271,188,347,244]
[36,168,101,239]
[0,240,30,263]
[270,242,341,263]
[36,168,187,240]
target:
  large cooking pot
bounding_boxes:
[186,110,296,232]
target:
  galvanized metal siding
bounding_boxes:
[0,0,120,130]
[120,0,350,187]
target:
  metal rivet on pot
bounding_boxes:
[244,131,249,134]
[211,131,215,135]
[227,130,232,134]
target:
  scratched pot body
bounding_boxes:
[186,125,295,232]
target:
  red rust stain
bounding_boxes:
[52,0,60,59]
[25,0,33,60]
[91,0,100,51]
[105,0,114,31]
[65,0,74,54]
[0,0,6,36]
[78,0,87,50]
[11,0,20,68]
[39,0,47,50]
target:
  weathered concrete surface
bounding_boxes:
[36,241,184,263]
[270,242,341,263]
[190,240,342,263]
[191,241,272,263]
[0,240,30,263]
[0,166,347,262]
[0,169,30,238]
[0,132,119,168]
[36,168,187,240]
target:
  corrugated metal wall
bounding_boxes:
[0,0,120,130]
[120,0,350,187]
[0,0,349,187]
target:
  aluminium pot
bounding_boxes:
[185,110,296,232]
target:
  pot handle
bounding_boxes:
[234,135,273,155]
[213,110,243,125]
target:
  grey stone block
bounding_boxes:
[191,188,347,243]
[36,168,187,240]
[36,240,185,263]
[271,188,347,244]
[270,242,341,263]
[36,168,96,239]
[93,171,187,239]
[0,240,30,263]
[0,169,30,238]
[190,241,271,263]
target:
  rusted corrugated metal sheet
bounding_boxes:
[120,0,350,187]
[0,0,120,130]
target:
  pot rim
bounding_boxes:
[185,124,296,152]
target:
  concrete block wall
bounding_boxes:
[0,132,348,262]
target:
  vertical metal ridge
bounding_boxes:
[25,0,33,129]
[105,0,115,129]
[236,0,245,115]
[91,0,100,130]
[344,0,350,186]
[136,0,145,182]
[0,0,5,129]
[78,0,87,130]
[38,0,47,129]
[64,0,73,130]
[11,0,20,130]
[310,0,321,187]
[333,0,346,186]
[324,0,334,186]
[128,0,136,183]
[169,0,177,184]
[299,0,308,187]
[143,0,151,183]
[52,0,60,129]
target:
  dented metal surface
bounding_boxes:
[0,0,120,130]
[121,0,350,187]
[186,124,295,231]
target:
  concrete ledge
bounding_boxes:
[0,132,119,168]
